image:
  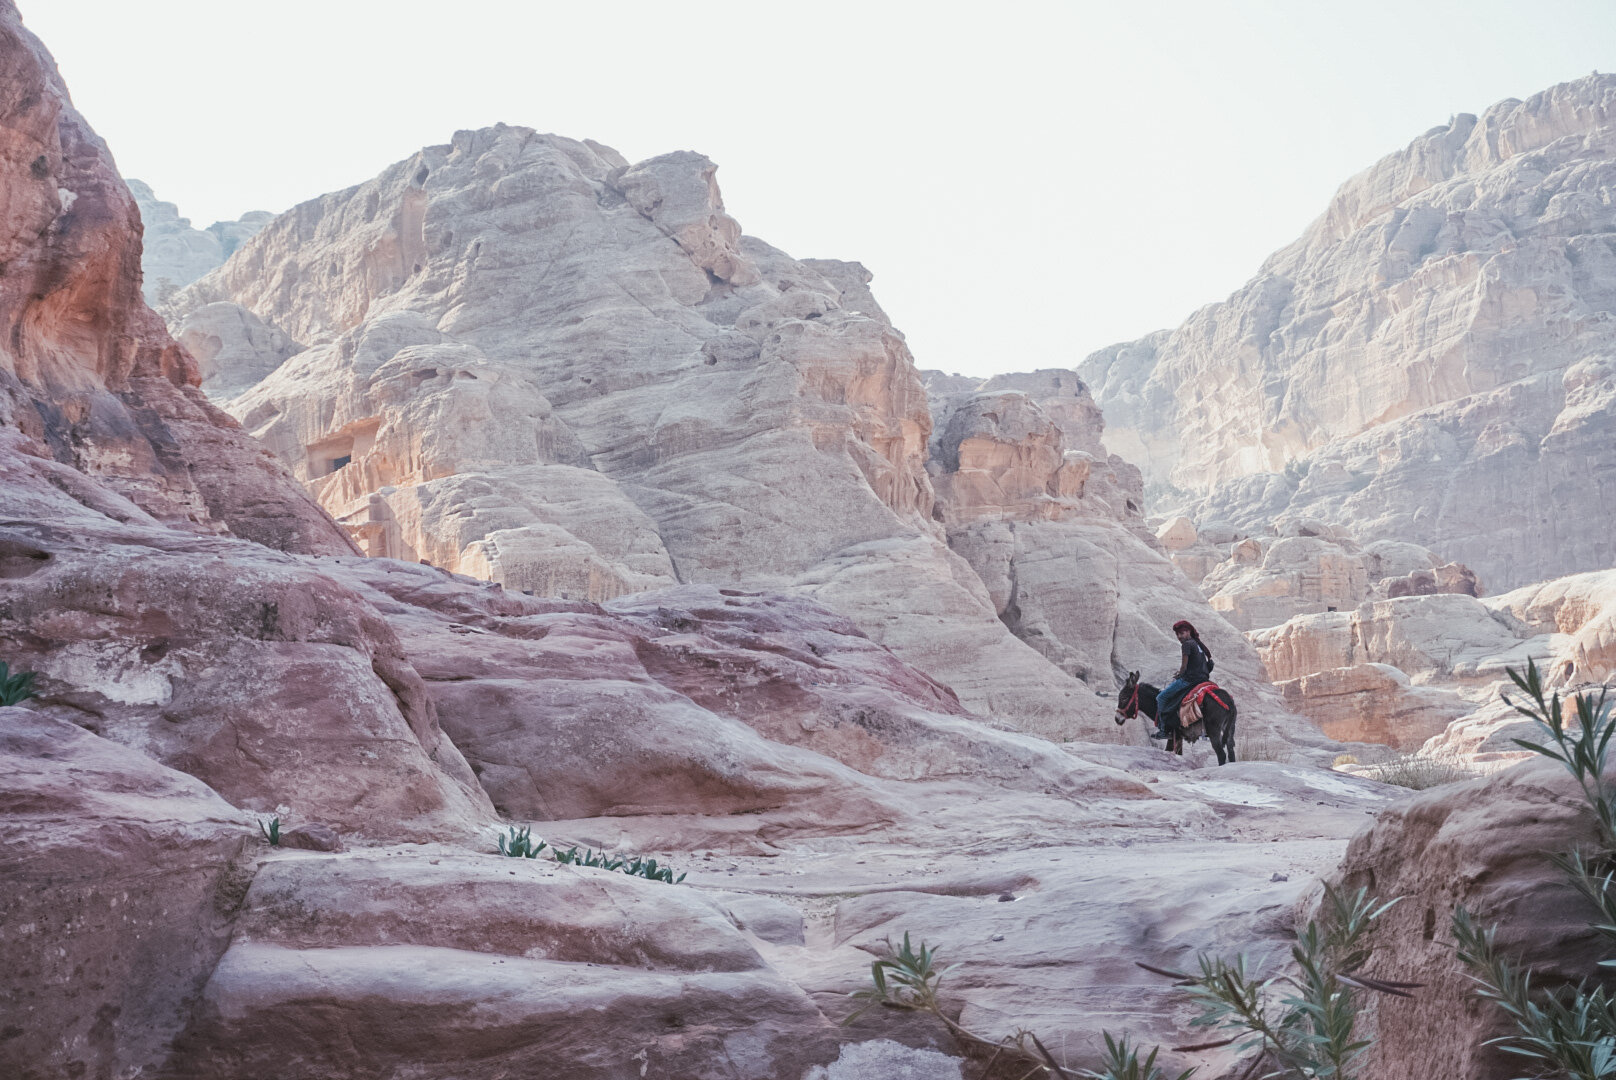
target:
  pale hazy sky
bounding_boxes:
[23,1,1616,377]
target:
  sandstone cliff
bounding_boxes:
[0,13,350,557]
[0,7,1447,1078]
[164,132,1286,740]
[1082,76,1616,591]
[1252,565,1616,755]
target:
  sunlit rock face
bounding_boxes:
[1082,75,1616,590]
[164,129,1222,737]
[1251,567,1616,755]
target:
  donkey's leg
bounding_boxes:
[1211,718,1228,765]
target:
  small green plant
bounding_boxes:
[1082,1033,1194,1080]
[1449,660,1616,1080]
[0,661,38,706]
[848,932,1146,1077]
[1504,659,1615,847]
[259,816,281,846]
[500,833,687,883]
[623,855,686,884]
[496,825,547,859]
[553,845,623,870]
[1144,884,1410,1080]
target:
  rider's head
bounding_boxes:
[1172,619,1198,641]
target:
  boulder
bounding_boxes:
[1332,758,1615,1079]
[163,853,841,1079]
[0,708,253,1080]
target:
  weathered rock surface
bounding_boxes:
[1083,76,1616,591]
[0,8,1441,1080]
[0,504,494,841]
[160,129,1301,742]
[1171,515,1476,633]
[1332,758,1614,1080]
[0,12,350,558]
[1254,567,1616,757]
[163,852,843,1080]
[0,708,253,1080]
[128,179,270,304]
[170,300,302,400]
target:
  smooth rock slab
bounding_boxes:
[166,943,839,1080]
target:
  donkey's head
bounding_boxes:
[1114,671,1141,725]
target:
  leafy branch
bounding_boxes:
[1450,660,1616,1079]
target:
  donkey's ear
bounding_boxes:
[1129,670,1138,680]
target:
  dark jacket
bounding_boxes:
[1181,638,1212,684]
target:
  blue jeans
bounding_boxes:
[1156,678,1193,730]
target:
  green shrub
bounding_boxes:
[1450,660,1616,1079]
[259,816,281,846]
[0,661,38,706]
[1160,884,1409,1079]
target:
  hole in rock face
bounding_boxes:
[414,165,430,185]
[330,455,352,473]
[0,539,51,579]
[141,640,170,664]
[30,155,48,179]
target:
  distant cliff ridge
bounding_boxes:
[128,179,271,303]
[1082,75,1616,590]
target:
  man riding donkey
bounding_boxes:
[1154,620,1212,739]
[1114,619,1239,763]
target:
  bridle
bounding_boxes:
[1115,681,1141,724]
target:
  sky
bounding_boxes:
[23,1,1616,378]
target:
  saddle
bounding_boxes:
[1179,681,1228,732]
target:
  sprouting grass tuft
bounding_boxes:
[0,661,38,706]
[495,829,685,883]
[496,825,546,859]
[259,816,281,846]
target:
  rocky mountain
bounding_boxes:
[0,7,1371,1077]
[1082,76,1616,592]
[6,3,1611,1077]
[161,131,1285,741]
[129,178,271,304]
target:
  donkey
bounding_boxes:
[1113,671,1238,765]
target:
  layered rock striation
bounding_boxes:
[1083,76,1616,590]
[163,131,1284,739]
[0,8,1428,1079]
[1253,566,1616,755]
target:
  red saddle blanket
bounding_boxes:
[1181,681,1228,726]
